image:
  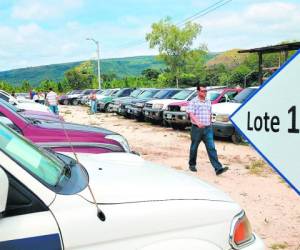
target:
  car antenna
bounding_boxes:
[59,118,106,221]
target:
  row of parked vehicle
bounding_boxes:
[63,86,259,143]
[0,87,264,249]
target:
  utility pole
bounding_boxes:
[86,38,101,89]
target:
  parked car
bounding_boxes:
[98,88,134,112]
[0,122,264,250]
[126,89,161,120]
[79,89,100,105]
[0,89,51,113]
[142,88,184,124]
[0,100,131,153]
[164,88,242,130]
[212,87,258,143]
[112,88,154,116]
[0,98,63,122]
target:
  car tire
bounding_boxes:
[231,131,244,144]
[63,99,69,105]
[72,99,79,105]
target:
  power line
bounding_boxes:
[117,0,233,50]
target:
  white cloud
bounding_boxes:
[197,1,300,51]
[11,0,83,20]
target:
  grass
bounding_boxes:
[270,242,289,249]
[245,159,269,176]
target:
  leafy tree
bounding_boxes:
[64,61,97,90]
[141,68,160,80]
[146,18,202,87]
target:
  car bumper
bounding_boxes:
[143,108,163,121]
[212,122,235,138]
[232,234,265,250]
[109,104,120,112]
[163,111,190,125]
[130,106,143,118]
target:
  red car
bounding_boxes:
[163,87,243,130]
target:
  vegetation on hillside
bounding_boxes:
[0,17,297,94]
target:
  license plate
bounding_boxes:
[145,111,149,115]
[166,114,172,119]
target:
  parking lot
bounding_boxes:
[60,105,300,250]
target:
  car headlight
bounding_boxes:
[105,134,131,152]
[153,103,164,109]
[180,106,187,112]
[135,102,145,108]
[229,210,255,249]
[216,114,229,122]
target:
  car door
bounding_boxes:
[0,161,63,250]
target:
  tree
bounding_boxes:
[146,18,202,87]
[64,61,97,90]
[141,68,160,80]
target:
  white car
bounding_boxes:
[212,87,259,143]
[0,122,264,250]
[0,89,51,113]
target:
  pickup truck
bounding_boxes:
[212,87,258,143]
[0,122,264,250]
[164,88,242,130]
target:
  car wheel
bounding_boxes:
[63,99,69,105]
[104,103,109,112]
[231,131,244,144]
[72,99,79,105]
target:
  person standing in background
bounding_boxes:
[46,88,59,114]
[89,90,97,114]
[187,84,228,175]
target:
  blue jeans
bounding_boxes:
[189,124,222,172]
[91,100,97,114]
[49,105,59,115]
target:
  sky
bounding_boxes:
[0,0,299,71]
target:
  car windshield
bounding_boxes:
[82,89,93,95]
[171,90,193,100]
[130,89,142,97]
[207,90,222,101]
[138,90,159,99]
[73,90,82,94]
[0,98,21,112]
[153,90,171,99]
[102,89,113,96]
[0,123,64,186]
[233,88,257,103]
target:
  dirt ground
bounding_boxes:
[60,105,300,250]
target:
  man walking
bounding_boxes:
[46,88,59,115]
[187,84,228,175]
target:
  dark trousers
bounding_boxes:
[189,124,222,172]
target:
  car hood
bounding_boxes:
[67,153,233,204]
[212,102,241,115]
[36,121,115,135]
[17,102,51,112]
[168,100,189,107]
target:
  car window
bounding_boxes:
[0,123,63,186]
[207,90,223,101]
[0,93,9,102]
[233,88,257,103]
[138,90,159,99]
[171,90,193,100]
[130,89,142,97]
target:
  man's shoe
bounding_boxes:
[189,166,197,172]
[216,167,229,176]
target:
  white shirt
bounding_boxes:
[46,91,58,106]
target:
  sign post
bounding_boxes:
[230,50,300,195]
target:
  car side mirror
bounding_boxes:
[0,168,9,216]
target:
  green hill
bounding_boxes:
[0,56,165,87]
[0,53,218,87]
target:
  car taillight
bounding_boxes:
[230,211,255,249]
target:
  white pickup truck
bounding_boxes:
[0,122,264,250]
[212,87,259,143]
